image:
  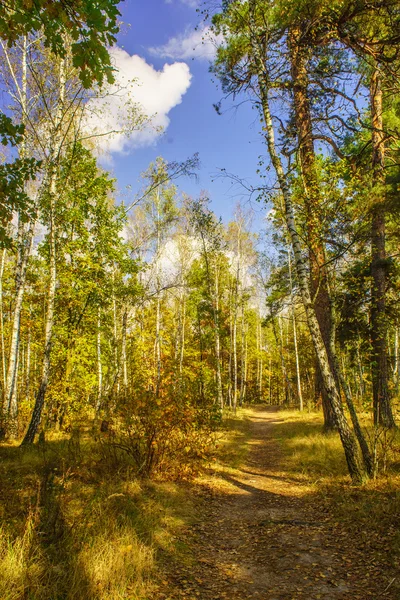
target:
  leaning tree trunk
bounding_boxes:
[370,66,395,428]
[248,0,363,482]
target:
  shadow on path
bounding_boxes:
[155,406,399,600]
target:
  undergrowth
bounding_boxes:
[0,407,243,600]
[0,432,196,600]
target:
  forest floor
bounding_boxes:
[154,406,400,600]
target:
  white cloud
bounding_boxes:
[149,25,222,62]
[165,0,200,7]
[84,47,192,156]
[179,0,200,7]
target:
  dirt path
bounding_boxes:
[155,407,397,599]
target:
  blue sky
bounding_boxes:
[106,0,268,225]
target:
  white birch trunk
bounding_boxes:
[21,57,65,444]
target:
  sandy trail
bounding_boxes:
[156,407,397,599]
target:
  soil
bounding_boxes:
[155,407,399,600]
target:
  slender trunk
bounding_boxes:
[292,307,303,411]
[155,293,161,396]
[3,38,35,424]
[112,292,120,394]
[228,300,233,408]
[0,248,6,395]
[21,174,57,445]
[259,322,263,401]
[240,301,246,405]
[233,280,238,412]
[370,67,395,428]
[248,3,363,481]
[356,339,365,401]
[288,246,303,410]
[96,307,102,411]
[179,295,186,376]
[243,321,248,404]
[268,356,272,405]
[3,220,35,417]
[256,312,260,399]
[277,315,292,404]
[394,326,399,391]
[25,323,31,400]
[154,190,162,398]
[122,309,128,392]
[214,269,223,408]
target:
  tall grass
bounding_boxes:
[0,434,195,600]
[275,408,400,558]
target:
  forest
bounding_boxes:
[0,0,399,599]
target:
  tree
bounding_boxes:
[0,0,121,245]
[212,0,365,481]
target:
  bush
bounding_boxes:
[98,379,220,479]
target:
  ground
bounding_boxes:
[154,407,399,600]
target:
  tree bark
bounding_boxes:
[289,28,338,430]
[370,66,395,428]
[96,307,103,412]
[21,171,57,445]
[0,248,6,395]
[288,247,303,410]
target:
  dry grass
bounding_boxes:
[274,409,348,481]
[275,407,400,558]
[0,434,195,600]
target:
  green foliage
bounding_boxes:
[0,155,40,247]
[0,0,120,87]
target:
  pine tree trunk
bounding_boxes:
[289,28,338,430]
[370,67,395,428]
